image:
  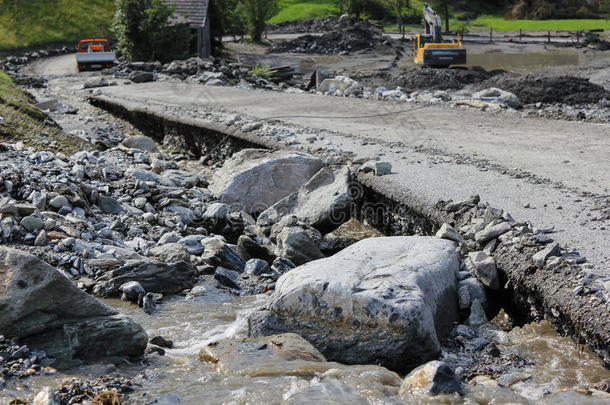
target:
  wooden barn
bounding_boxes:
[170,0,212,58]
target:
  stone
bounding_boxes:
[149,243,190,263]
[142,212,155,223]
[436,223,464,243]
[49,195,69,209]
[257,167,352,233]
[96,195,123,214]
[249,236,460,371]
[149,336,173,349]
[162,170,200,188]
[236,235,276,263]
[202,202,229,220]
[319,218,384,253]
[271,257,296,274]
[473,87,522,109]
[94,260,197,297]
[532,242,561,268]
[165,205,195,224]
[244,258,271,276]
[120,136,159,152]
[20,215,44,232]
[474,222,511,244]
[374,161,392,176]
[467,299,488,327]
[318,76,360,95]
[33,387,59,405]
[0,203,36,216]
[0,247,147,362]
[34,230,48,246]
[209,149,324,214]
[126,168,176,187]
[158,231,181,245]
[457,278,487,312]
[199,333,326,376]
[214,267,240,289]
[202,238,245,272]
[399,361,462,396]
[468,251,499,289]
[177,235,206,256]
[275,226,324,266]
[129,71,154,83]
[120,281,146,302]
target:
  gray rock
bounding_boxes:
[142,212,155,223]
[49,195,69,209]
[473,87,522,110]
[209,149,324,214]
[162,170,200,188]
[532,242,561,268]
[158,231,181,245]
[120,281,146,302]
[399,361,462,396]
[33,387,59,405]
[0,203,37,216]
[271,257,296,274]
[457,278,487,312]
[436,223,464,243]
[374,161,392,176]
[20,215,44,232]
[129,71,154,83]
[121,136,159,152]
[0,247,147,362]
[165,205,195,224]
[244,258,270,276]
[202,238,245,272]
[149,243,190,263]
[249,236,460,371]
[467,299,488,327]
[177,235,206,255]
[34,230,48,246]
[214,267,240,289]
[474,222,511,244]
[468,251,499,289]
[126,168,176,187]
[96,195,123,214]
[275,226,324,266]
[94,260,196,296]
[83,78,109,89]
[202,202,229,220]
[257,167,352,233]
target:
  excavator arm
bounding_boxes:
[423,2,443,43]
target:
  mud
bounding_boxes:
[354,66,504,91]
[476,73,610,105]
[269,20,398,55]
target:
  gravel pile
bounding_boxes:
[0,335,54,386]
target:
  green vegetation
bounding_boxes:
[269,0,339,23]
[0,71,91,153]
[252,63,272,79]
[112,0,192,62]
[468,15,610,32]
[242,0,279,41]
[0,0,115,51]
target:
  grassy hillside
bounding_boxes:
[0,0,115,51]
[269,0,339,24]
[0,71,91,153]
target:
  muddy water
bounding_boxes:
[3,278,609,404]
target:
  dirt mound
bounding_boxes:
[377,66,503,91]
[269,20,396,54]
[478,74,610,105]
[582,32,610,51]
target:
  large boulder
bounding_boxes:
[0,247,147,362]
[93,260,196,297]
[209,149,325,214]
[249,236,460,371]
[257,166,353,234]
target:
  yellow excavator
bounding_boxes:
[413,3,466,67]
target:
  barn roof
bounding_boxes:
[170,0,210,28]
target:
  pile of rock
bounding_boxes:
[0,47,72,74]
[29,376,137,405]
[269,20,397,55]
[0,335,55,386]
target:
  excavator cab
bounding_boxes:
[413,3,466,68]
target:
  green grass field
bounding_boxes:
[468,15,610,32]
[269,0,339,24]
[0,0,115,51]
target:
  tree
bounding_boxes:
[387,0,409,37]
[240,0,278,42]
[112,0,192,62]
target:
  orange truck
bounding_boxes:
[76,39,116,72]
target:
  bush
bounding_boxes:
[112,0,192,62]
[252,63,272,79]
[241,0,278,42]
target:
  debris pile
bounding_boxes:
[269,20,397,54]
